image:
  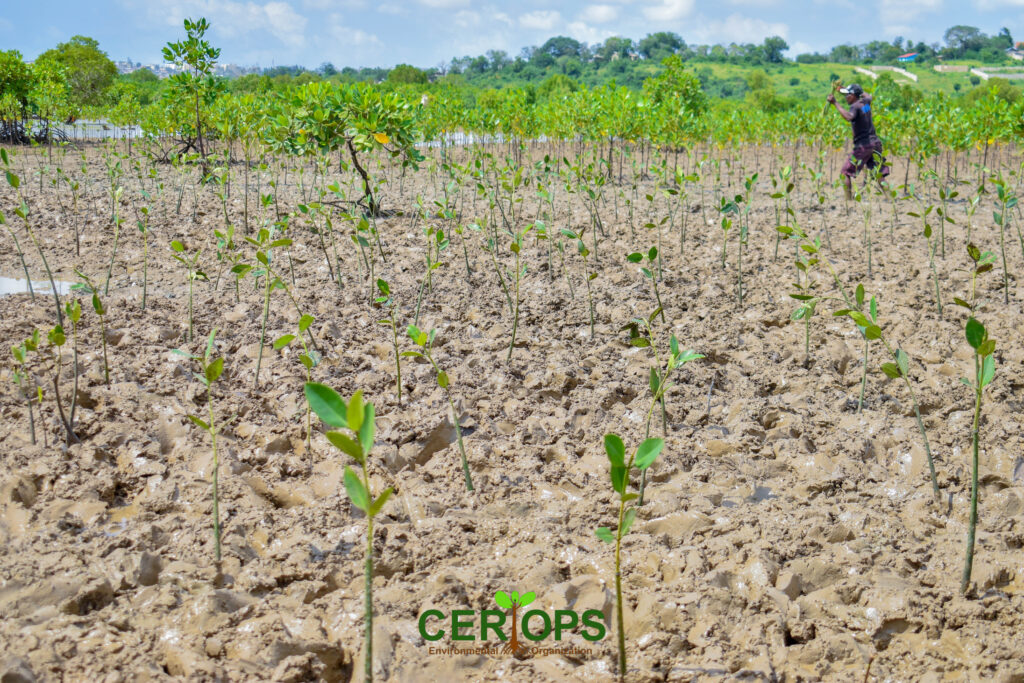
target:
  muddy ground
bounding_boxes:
[1,143,1023,682]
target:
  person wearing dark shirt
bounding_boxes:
[827,83,890,200]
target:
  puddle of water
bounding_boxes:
[0,276,75,296]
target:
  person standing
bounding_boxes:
[827,83,890,199]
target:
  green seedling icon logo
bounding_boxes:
[493,590,536,655]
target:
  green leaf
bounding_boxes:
[187,414,210,431]
[274,334,296,350]
[978,339,995,357]
[359,404,375,456]
[670,335,679,356]
[604,433,626,468]
[621,508,637,536]
[952,297,971,310]
[896,349,909,376]
[648,246,658,261]
[495,591,513,608]
[965,318,985,350]
[981,354,995,387]
[299,354,314,370]
[849,311,871,328]
[635,438,665,470]
[855,284,865,308]
[376,279,390,296]
[518,591,536,607]
[627,252,643,263]
[343,467,370,512]
[305,382,348,428]
[347,389,364,432]
[205,357,224,383]
[437,371,449,389]
[171,240,185,253]
[595,527,615,544]
[369,487,393,517]
[48,326,66,347]
[880,362,901,379]
[326,431,365,463]
[864,325,881,340]
[610,465,627,494]
[649,367,660,395]
[298,314,315,333]
[5,170,19,188]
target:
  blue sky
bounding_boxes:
[3,1,1024,69]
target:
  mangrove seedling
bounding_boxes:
[137,205,151,310]
[170,240,208,343]
[104,185,124,295]
[595,434,665,681]
[72,271,111,386]
[303,385,393,683]
[622,312,704,504]
[244,225,292,389]
[992,176,1017,304]
[776,225,822,368]
[833,300,939,499]
[562,228,597,338]
[46,325,79,445]
[374,279,403,406]
[64,298,81,435]
[273,314,320,461]
[2,149,63,325]
[174,330,227,571]
[626,248,665,322]
[507,224,532,362]
[906,187,942,317]
[10,331,40,445]
[404,325,473,491]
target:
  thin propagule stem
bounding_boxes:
[208,377,221,565]
[961,355,982,594]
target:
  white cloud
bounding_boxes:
[642,0,696,21]
[566,21,614,44]
[973,0,1024,7]
[878,0,943,35]
[579,4,619,23]
[121,0,308,47]
[689,13,788,44]
[519,10,562,30]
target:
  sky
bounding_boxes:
[3,0,1024,69]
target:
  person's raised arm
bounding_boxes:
[827,94,855,122]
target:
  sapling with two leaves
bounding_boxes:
[626,248,665,323]
[72,271,111,386]
[303,385,393,683]
[273,314,320,461]
[174,330,227,570]
[833,297,940,500]
[906,186,942,318]
[244,224,292,389]
[10,331,40,445]
[621,313,704,504]
[595,434,665,682]
[776,225,822,368]
[955,244,998,594]
[991,176,1018,305]
[506,224,532,362]
[45,324,79,445]
[404,326,473,492]
[374,279,403,406]
[170,240,208,343]
[561,227,597,338]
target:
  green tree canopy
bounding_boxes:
[388,64,428,84]
[36,36,117,109]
